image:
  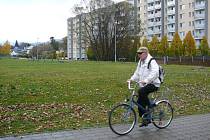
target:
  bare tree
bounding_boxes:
[73,0,142,61]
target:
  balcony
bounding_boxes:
[148,21,154,27]
[168,27,175,32]
[194,2,205,10]
[194,23,205,29]
[194,13,205,19]
[148,14,154,19]
[147,0,154,3]
[155,4,161,9]
[167,1,175,7]
[155,11,161,17]
[167,9,175,15]
[154,28,161,34]
[167,18,175,24]
[148,6,154,11]
[147,30,154,35]
[154,21,161,26]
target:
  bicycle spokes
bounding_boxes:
[152,100,173,129]
[108,104,136,135]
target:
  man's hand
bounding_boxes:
[139,80,147,85]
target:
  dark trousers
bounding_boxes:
[137,84,158,116]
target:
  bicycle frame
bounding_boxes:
[127,81,153,117]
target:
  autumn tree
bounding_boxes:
[159,35,169,64]
[142,37,148,48]
[129,36,141,62]
[0,41,11,55]
[0,45,2,55]
[170,32,183,62]
[199,36,209,56]
[199,36,209,62]
[148,36,159,56]
[184,31,196,62]
[182,38,187,57]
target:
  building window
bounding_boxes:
[180,14,182,19]
[180,5,182,10]
[189,12,191,17]
[189,21,191,26]
[180,23,183,28]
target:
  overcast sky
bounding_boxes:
[0,0,123,44]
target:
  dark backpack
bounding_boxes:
[148,58,165,84]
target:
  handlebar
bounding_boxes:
[127,80,138,90]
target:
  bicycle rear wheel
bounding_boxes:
[108,103,136,135]
[151,100,173,129]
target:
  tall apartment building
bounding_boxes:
[67,14,87,60]
[67,1,134,60]
[132,0,210,46]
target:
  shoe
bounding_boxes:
[139,120,151,127]
[139,123,148,127]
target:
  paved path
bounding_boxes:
[1,113,210,140]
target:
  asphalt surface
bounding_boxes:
[1,113,210,140]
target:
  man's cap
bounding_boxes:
[137,47,149,53]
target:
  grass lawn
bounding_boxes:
[0,58,210,136]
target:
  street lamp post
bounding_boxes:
[114,22,117,62]
[36,37,39,60]
[131,39,136,62]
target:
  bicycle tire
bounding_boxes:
[108,103,137,135]
[151,100,173,129]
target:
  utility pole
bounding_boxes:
[114,22,117,62]
[36,37,39,60]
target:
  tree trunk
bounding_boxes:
[179,56,182,63]
[163,56,166,64]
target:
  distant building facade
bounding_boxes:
[67,1,135,60]
[129,0,210,46]
[11,40,34,57]
[67,14,87,60]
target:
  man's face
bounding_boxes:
[137,52,147,60]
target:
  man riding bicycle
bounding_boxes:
[127,47,160,127]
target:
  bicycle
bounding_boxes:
[108,81,173,135]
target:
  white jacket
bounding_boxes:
[130,54,160,87]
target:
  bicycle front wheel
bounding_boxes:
[108,103,136,135]
[151,100,173,129]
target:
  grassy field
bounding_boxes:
[0,58,210,136]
